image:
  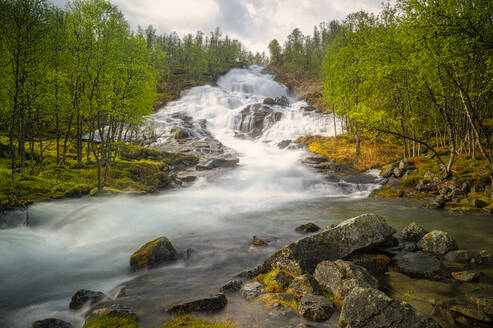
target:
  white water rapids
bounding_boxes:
[0,66,383,327]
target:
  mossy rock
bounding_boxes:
[130,237,177,271]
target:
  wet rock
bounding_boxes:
[254,213,396,274]
[449,188,464,199]
[298,295,335,321]
[272,271,294,289]
[196,158,239,170]
[295,223,321,233]
[252,235,268,246]
[69,289,109,311]
[387,176,402,189]
[263,97,276,105]
[397,222,427,242]
[450,304,492,323]
[393,167,404,178]
[277,140,291,149]
[429,195,448,209]
[220,279,243,293]
[288,274,323,297]
[233,103,282,138]
[129,236,177,271]
[173,128,189,139]
[32,319,73,328]
[167,294,227,314]
[452,271,480,282]
[240,281,264,300]
[84,304,138,325]
[393,251,442,279]
[476,250,493,264]
[399,159,415,171]
[444,250,471,263]
[343,253,390,276]
[473,199,488,209]
[339,287,441,328]
[314,260,378,301]
[417,230,458,255]
[467,293,493,316]
[301,106,316,112]
[381,165,395,179]
[416,181,437,193]
[275,96,289,107]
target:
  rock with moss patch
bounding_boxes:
[452,271,480,282]
[167,294,227,314]
[298,295,335,321]
[339,287,440,328]
[343,253,390,276]
[397,222,427,242]
[32,319,73,328]
[295,223,321,233]
[84,303,138,326]
[272,271,294,289]
[417,230,458,255]
[288,274,323,297]
[69,289,109,311]
[429,195,448,209]
[129,236,177,271]
[472,199,488,209]
[314,260,378,301]
[381,165,395,179]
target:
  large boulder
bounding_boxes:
[69,289,109,311]
[32,319,73,328]
[298,295,335,321]
[397,222,427,242]
[393,251,442,279]
[233,103,282,138]
[129,237,177,271]
[417,230,458,255]
[339,287,440,328]
[314,260,378,301]
[167,294,227,314]
[253,214,396,275]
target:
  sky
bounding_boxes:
[51,0,383,53]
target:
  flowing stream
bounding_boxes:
[1,67,493,328]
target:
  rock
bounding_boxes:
[32,319,73,328]
[416,181,437,193]
[381,165,395,178]
[69,290,109,311]
[84,304,138,325]
[467,293,493,316]
[452,271,480,282]
[301,106,316,112]
[476,250,493,264]
[167,294,227,314]
[254,214,396,275]
[387,176,402,189]
[343,253,390,276]
[444,250,471,263]
[393,251,442,279]
[288,274,323,297]
[240,281,264,300]
[277,140,291,149]
[129,237,177,271]
[461,182,471,194]
[272,271,294,289]
[252,235,268,246]
[399,159,415,171]
[196,158,239,170]
[314,260,378,301]
[473,199,488,209]
[263,97,276,105]
[450,304,492,323]
[220,280,243,293]
[340,287,440,328]
[393,167,404,178]
[275,96,289,107]
[449,188,464,199]
[298,295,335,321]
[398,222,427,242]
[233,103,282,138]
[429,195,448,209]
[417,230,458,255]
[295,223,321,233]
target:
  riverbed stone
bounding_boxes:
[343,253,391,276]
[129,236,177,271]
[69,289,109,310]
[417,230,458,255]
[314,260,378,301]
[263,97,276,105]
[298,295,335,321]
[393,251,442,279]
[252,235,268,246]
[272,271,294,289]
[254,214,396,275]
[295,223,321,233]
[444,250,471,263]
[452,271,480,282]
[288,274,323,297]
[240,281,264,300]
[167,294,227,314]
[397,222,427,242]
[32,319,73,328]
[339,287,441,328]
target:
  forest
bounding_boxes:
[269,0,493,191]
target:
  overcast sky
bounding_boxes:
[51,0,383,52]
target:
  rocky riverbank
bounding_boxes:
[34,213,493,327]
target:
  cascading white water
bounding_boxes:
[0,66,381,328]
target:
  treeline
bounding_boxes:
[0,0,262,191]
[269,0,493,184]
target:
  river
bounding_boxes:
[1,66,492,328]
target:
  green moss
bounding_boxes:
[85,312,138,328]
[159,315,235,328]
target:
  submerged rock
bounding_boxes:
[339,287,440,328]
[32,319,73,328]
[451,271,480,282]
[277,140,292,149]
[252,235,268,246]
[417,230,458,255]
[295,223,321,233]
[84,303,138,326]
[314,260,378,301]
[298,295,335,321]
[397,222,427,242]
[69,289,109,310]
[393,251,442,279]
[167,294,227,314]
[129,236,177,271]
[444,250,471,263]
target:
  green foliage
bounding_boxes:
[85,311,139,328]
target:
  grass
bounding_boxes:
[159,315,235,328]
[85,312,139,328]
[297,133,402,172]
[0,138,198,211]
